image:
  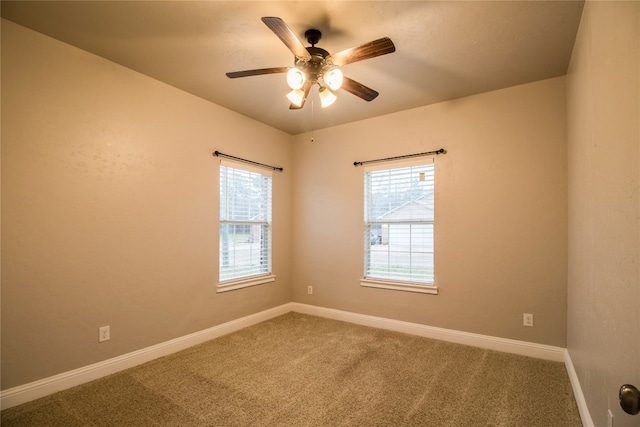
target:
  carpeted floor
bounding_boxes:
[1,312,582,426]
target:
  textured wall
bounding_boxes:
[1,20,293,390]
[291,77,568,347]
[566,2,640,426]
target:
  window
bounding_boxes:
[362,158,437,294]
[218,160,274,292]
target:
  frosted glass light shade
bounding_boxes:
[323,68,343,91]
[286,89,305,107]
[319,87,337,108]
[286,68,306,90]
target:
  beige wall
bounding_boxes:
[291,77,568,347]
[1,19,293,389]
[566,2,640,426]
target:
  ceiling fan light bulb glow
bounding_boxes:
[286,89,305,107]
[286,68,306,90]
[319,87,337,108]
[323,68,343,91]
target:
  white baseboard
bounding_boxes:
[2,302,570,411]
[564,349,594,427]
[0,303,292,410]
[290,303,566,362]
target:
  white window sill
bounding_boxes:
[217,274,276,293]
[360,278,438,294]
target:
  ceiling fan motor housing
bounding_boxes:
[295,46,332,84]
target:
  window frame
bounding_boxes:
[361,157,438,295]
[218,159,275,293]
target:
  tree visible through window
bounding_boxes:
[219,162,272,283]
[364,160,434,288]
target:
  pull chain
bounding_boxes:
[310,95,315,142]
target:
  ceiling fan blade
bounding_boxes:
[289,82,313,109]
[261,17,312,60]
[226,67,288,78]
[341,76,379,101]
[330,37,396,67]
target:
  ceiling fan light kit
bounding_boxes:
[286,67,306,90]
[318,86,337,108]
[286,89,306,107]
[226,17,395,110]
[323,67,344,92]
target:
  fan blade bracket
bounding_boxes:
[262,17,312,61]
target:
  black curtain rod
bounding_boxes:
[213,151,283,172]
[353,148,446,167]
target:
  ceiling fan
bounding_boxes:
[226,17,396,109]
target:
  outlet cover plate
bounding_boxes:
[99,326,110,342]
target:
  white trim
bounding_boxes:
[0,303,292,410]
[564,350,594,427]
[360,278,438,294]
[1,302,573,412]
[289,303,565,362]
[217,274,276,293]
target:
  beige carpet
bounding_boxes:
[1,312,581,426]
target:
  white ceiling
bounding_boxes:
[1,1,584,135]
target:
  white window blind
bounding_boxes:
[219,161,272,284]
[363,159,435,288]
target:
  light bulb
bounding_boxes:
[286,89,305,107]
[323,67,343,91]
[286,68,305,90]
[319,87,337,108]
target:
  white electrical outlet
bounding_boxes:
[607,409,613,427]
[523,313,534,327]
[307,285,313,295]
[99,326,110,342]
